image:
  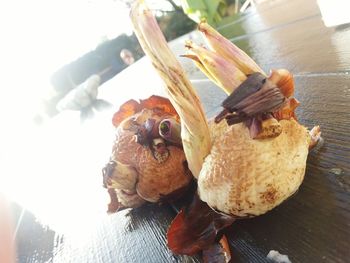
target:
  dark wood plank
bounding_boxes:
[295,75,350,178]
[15,209,57,263]
[234,18,350,74]
[51,205,200,262]
[217,0,350,74]
[218,0,321,38]
[15,203,200,263]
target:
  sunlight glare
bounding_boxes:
[1,0,131,234]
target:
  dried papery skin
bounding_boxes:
[268,69,295,98]
[184,41,246,94]
[220,73,286,118]
[254,117,282,139]
[221,72,265,109]
[218,235,231,262]
[130,1,211,178]
[115,189,145,208]
[112,109,192,203]
[105,160,138,191]
[106,95,193,209]
[309,125,322,150]
[273,97,300,121]
[112,95,179,128]
[135,145,191,202]
[167,194,234,256]
[198,21,265,76]
[198,119,310,217]
[233,83,285,116]
[112,99,140,127]
[140,95,179,117]
[106,188,122,213]
[180,53,214,81]
[242,114,283,140]
[215,73,286,138]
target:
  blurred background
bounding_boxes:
[1,0,259,123]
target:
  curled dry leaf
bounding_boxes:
[112,99,140,127]
[167,194,234,256]
[273,97,300,121]
[112,95,179,127]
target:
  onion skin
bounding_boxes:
[167,193,234,256]
[105,96,193,210]
[198,119,309,217]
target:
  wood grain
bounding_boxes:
[49,204,200,263]
[219,0,350,75]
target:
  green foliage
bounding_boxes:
[157,10,197,41]
[180,0,228,26]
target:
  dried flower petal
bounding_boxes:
[273,97,300,121]
[254,116,282,139]
[167,194,234,256]
[112,99,140,127]
[112,95,178,128]
[309,125,322,150]
[140,95,179,117]
[215,73,286,126]
[268,69,294,98]
[180,53,214,80]
[130,1,211,178]
[185,41,246,94]
[198,21,265,76]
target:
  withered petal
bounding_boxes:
[222,72,266,110]
[216,74,286,125]
[268,69,295,98]
[107,188,126,214]
[112,95,179,128]
[140,95,179,117]
[273,97,300,121]
[112,99,141,127]
[167,194,234,256]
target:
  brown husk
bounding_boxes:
[167,193,234,256]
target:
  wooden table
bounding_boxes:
[12,0,350,262]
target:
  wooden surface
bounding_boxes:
[11,0,350,262]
